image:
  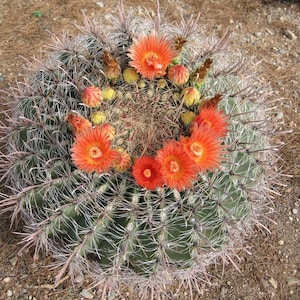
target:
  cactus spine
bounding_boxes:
[0,2,278,298]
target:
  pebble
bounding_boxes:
[278,240,284,245]
[80,289,94,299]
[283,29,297,41]
[95,1,104,8]
[268,277,278,289]
[292,208,298,215]
[6,290,13,297]
[9,256,18,266]
[254,32,263,38]
[3,277,11,283]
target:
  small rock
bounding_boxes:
[220,286,227,299]
[283,30,297,41]
[3,277,11,283]
[254,32,263,38]
[9,256,18,266]
[95,1,104,8]
[292,208,298,215]
[268,277,278,289]
[7,290,13,297]
[80,289,94,299]
[275,112,284,120]
[278,240,284,246]
[287,276,300,285]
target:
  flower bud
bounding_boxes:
[66,112,91,135]
[181,87,200,107]
[157,79,167,89]
[81,86,103,108]
[91,111,106,125]
[123,67,139,84]
[113,147,132,172]
[137,80,146,89]
[100,123,115,141]
[168,65,189,85]
[103,87,116,102]
[180,111,196,127]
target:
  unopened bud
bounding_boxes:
[168,64,189,85]
[81,86,103,108]
[91,111,106,125]
[181,87,200,107]
[103,87,116,102]
[123,67,139,84]
[180,111,196,127]
[66,112,92,135]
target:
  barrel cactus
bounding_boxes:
[0,2,278,298]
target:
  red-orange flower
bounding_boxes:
[156,140,198,191]
[71,126,118,173]
[181,126,224,172]
[132,156,164,190]
[192,107,228,137]
[128,32,178,80]
[66,112,92,135]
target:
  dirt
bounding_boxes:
[0,0,299,299]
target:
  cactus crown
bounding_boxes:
[0,1,279,298]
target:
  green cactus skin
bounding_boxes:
[0,3,279,299]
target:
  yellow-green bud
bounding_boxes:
[180,111,196,127]
[103,87,116,102]
[123,67,139,84]
[91,111,106,125]
[157,79,167,89]
[138,80,146,89]
[181,87,201,107]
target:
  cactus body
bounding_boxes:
[0,3,278,298]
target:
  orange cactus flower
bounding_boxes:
[128,32,178,80]
[132,156,164,190]
[181,125,224,172]
[66,112,92,135]
[192,107,228,137]
[113,147,132,172]
[167,64,189,85]
[81,86,103,108]
[71,126,118,173]
[156,140,198,191]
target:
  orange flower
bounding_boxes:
[192,107,228,137]
[71,126,118,173]
[128,32,178,80]
[81,86,103,108]
[181,126,223,172]
[156,140,198,191]
[132,156,164,190]
[113,147,132,172]
[66,112,92,135]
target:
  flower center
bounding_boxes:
[203,119,212,128]
[89,146,102,159]
[169,160,180,173]
[190,142,204,157]
[143,168,152,178]
[145,53,163,71]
